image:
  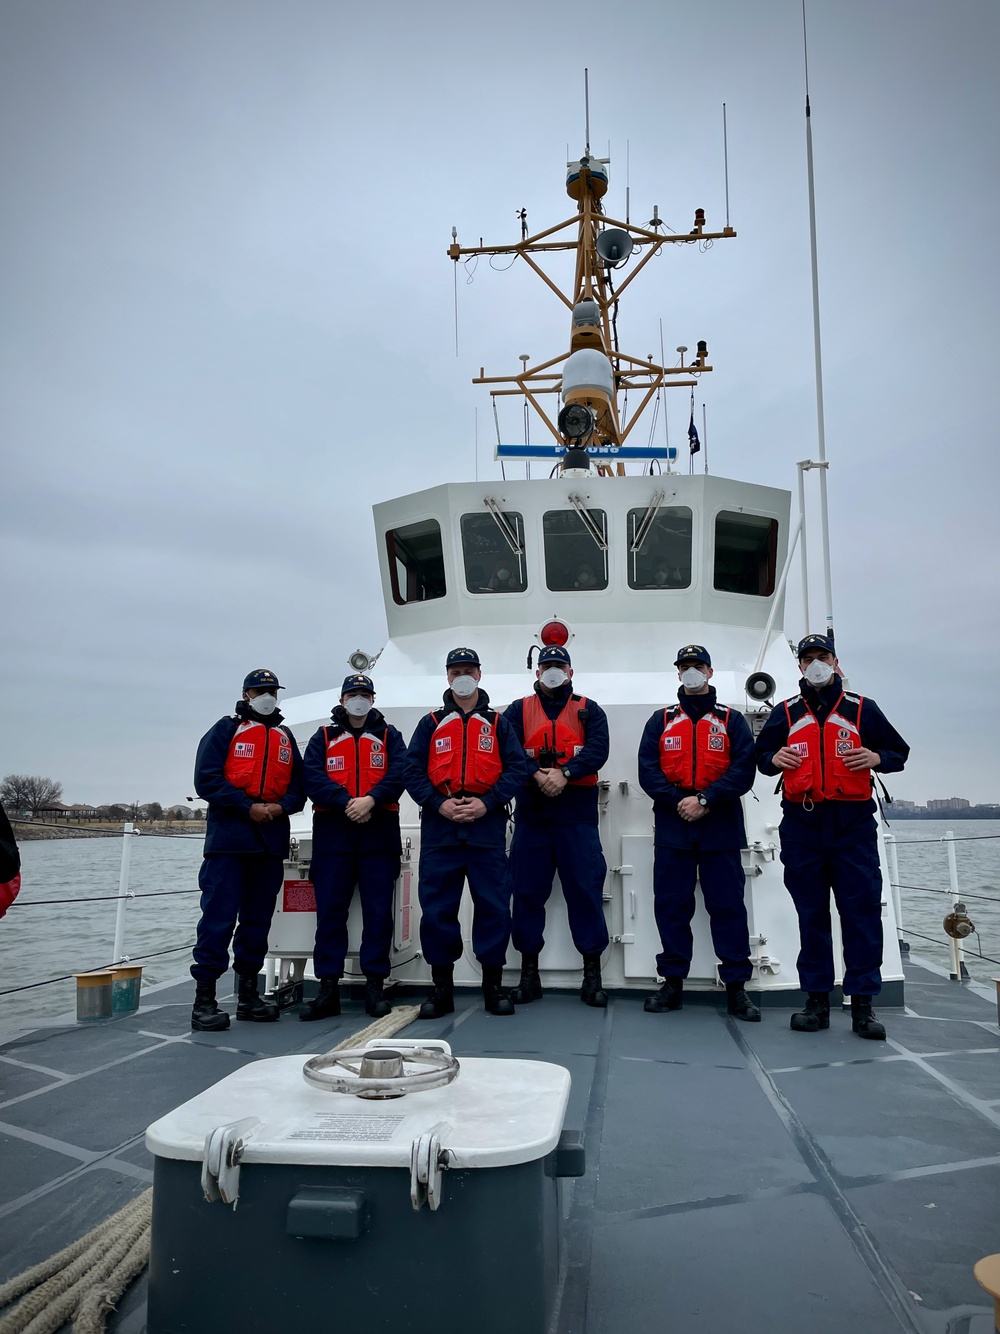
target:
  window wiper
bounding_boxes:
[628,490,666,554]
[567,493,608,550]
[483,497,523,555]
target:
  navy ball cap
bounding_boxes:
[243,668,283,691]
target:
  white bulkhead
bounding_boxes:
[275,471,903,995]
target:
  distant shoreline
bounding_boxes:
[888,811,1000,820]
[11,820,204,842]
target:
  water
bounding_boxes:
[1,822,998,1033]
[889,819,1000,987]
[0,832,204,1031]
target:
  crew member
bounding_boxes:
[404,648,528,1018]
[637,645,759,1020]
[0,804,20,919]
[755,634,909,1040]
[191,669,305,1031]
[503,645,610,1006]
[301,674,406,1022]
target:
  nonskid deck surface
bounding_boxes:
[0,962,998,1333]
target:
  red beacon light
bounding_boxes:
[540,620,571,647]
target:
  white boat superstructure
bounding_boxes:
[274,469,903,998]
[268,122,903,1002]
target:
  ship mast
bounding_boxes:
[448,131,736,475]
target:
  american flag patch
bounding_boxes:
[234,743,254,758]
[663,736,682,751]
[435,737,452,753]
[327,756,345,771]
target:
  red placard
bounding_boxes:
[283,879,316,912]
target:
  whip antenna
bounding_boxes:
[722,104,731,229]
[802,0,835,641]
[584,68,591,155]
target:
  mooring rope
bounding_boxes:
[0,1002,422,1331]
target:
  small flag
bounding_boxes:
[688,402,701,454]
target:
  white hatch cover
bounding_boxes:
[146,1052,571,1170]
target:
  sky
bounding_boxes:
[2,0,998,807]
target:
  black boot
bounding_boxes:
[481,964,515,1016]
[510,952,543,1004]
[726,982,761,1022]
[418,965,455,1020]
[644,978,683,1013]
[580,954,608,1008]
[235,973,280,1022]
[299,976,341,1022]
[191,981,230,1032]
[364,973,392,1019]
[790,991,830,1032]
[851,995,886,1041]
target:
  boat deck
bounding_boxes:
[1,962,998,1333]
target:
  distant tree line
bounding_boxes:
[1,775,204,821]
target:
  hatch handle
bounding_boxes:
[201,1116,261,1208]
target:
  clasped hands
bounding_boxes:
[249,802,284,823]
[533,767,569,798]
[772,746,880,772]
[440,796,488,823]
[677,795,707,823]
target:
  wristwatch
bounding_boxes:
[696,793,710,809]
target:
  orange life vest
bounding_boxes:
[658,703,732,790]
[782,692,872,802]
[222,720,295,802]
[426,707,503,796]
[317,724,398,809]
[521,694,598,786]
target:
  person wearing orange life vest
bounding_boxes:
[300,674,406,1022]
[755,634,910,1040]
[503,645,611,1007]
[637,645,760,1021]
[403,647,529,1019]
[191,669,306,1032]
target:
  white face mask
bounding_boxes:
[803,659,835,687]
[679,667,708,691]
[248,692,278,716]
[540,668,568,690]
[450,674,478,699]
[343,696,371,718]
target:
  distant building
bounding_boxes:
[36,802,100,820]
[893,799,918,813]
[927,798,971,813]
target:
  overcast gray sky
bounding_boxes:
[3,0,998,807]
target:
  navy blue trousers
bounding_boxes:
[653,847,752,984]
[780,828,883,996]
[191,853,284,983]
[509,823,609,956]
[310,852,399,979]
[418,843,511,967]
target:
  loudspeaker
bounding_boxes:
[745,672,776,702]
[596,229,633,266]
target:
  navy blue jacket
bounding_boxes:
[637,688,755,850]
[404,689,528,848]
[755,677,909,842]
[194,707,306,857]
[503,682,609,827]
[304,707,407,856]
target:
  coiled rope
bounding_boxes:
[0,1003,421,1331]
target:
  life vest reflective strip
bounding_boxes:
[426,709,503,796]
[782,692,872,802]
[521,694,598,786]
[222,721,295,802]
[658,704,732,789]
[317,725,398,810]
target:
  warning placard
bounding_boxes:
[283,880,316,912]
[284,1114,405,1143]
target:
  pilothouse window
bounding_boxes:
[714,511,778,596]
[627,506,693,589]
[461,512,527,594]
[543,509,609,591]
[386,519,447,605]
